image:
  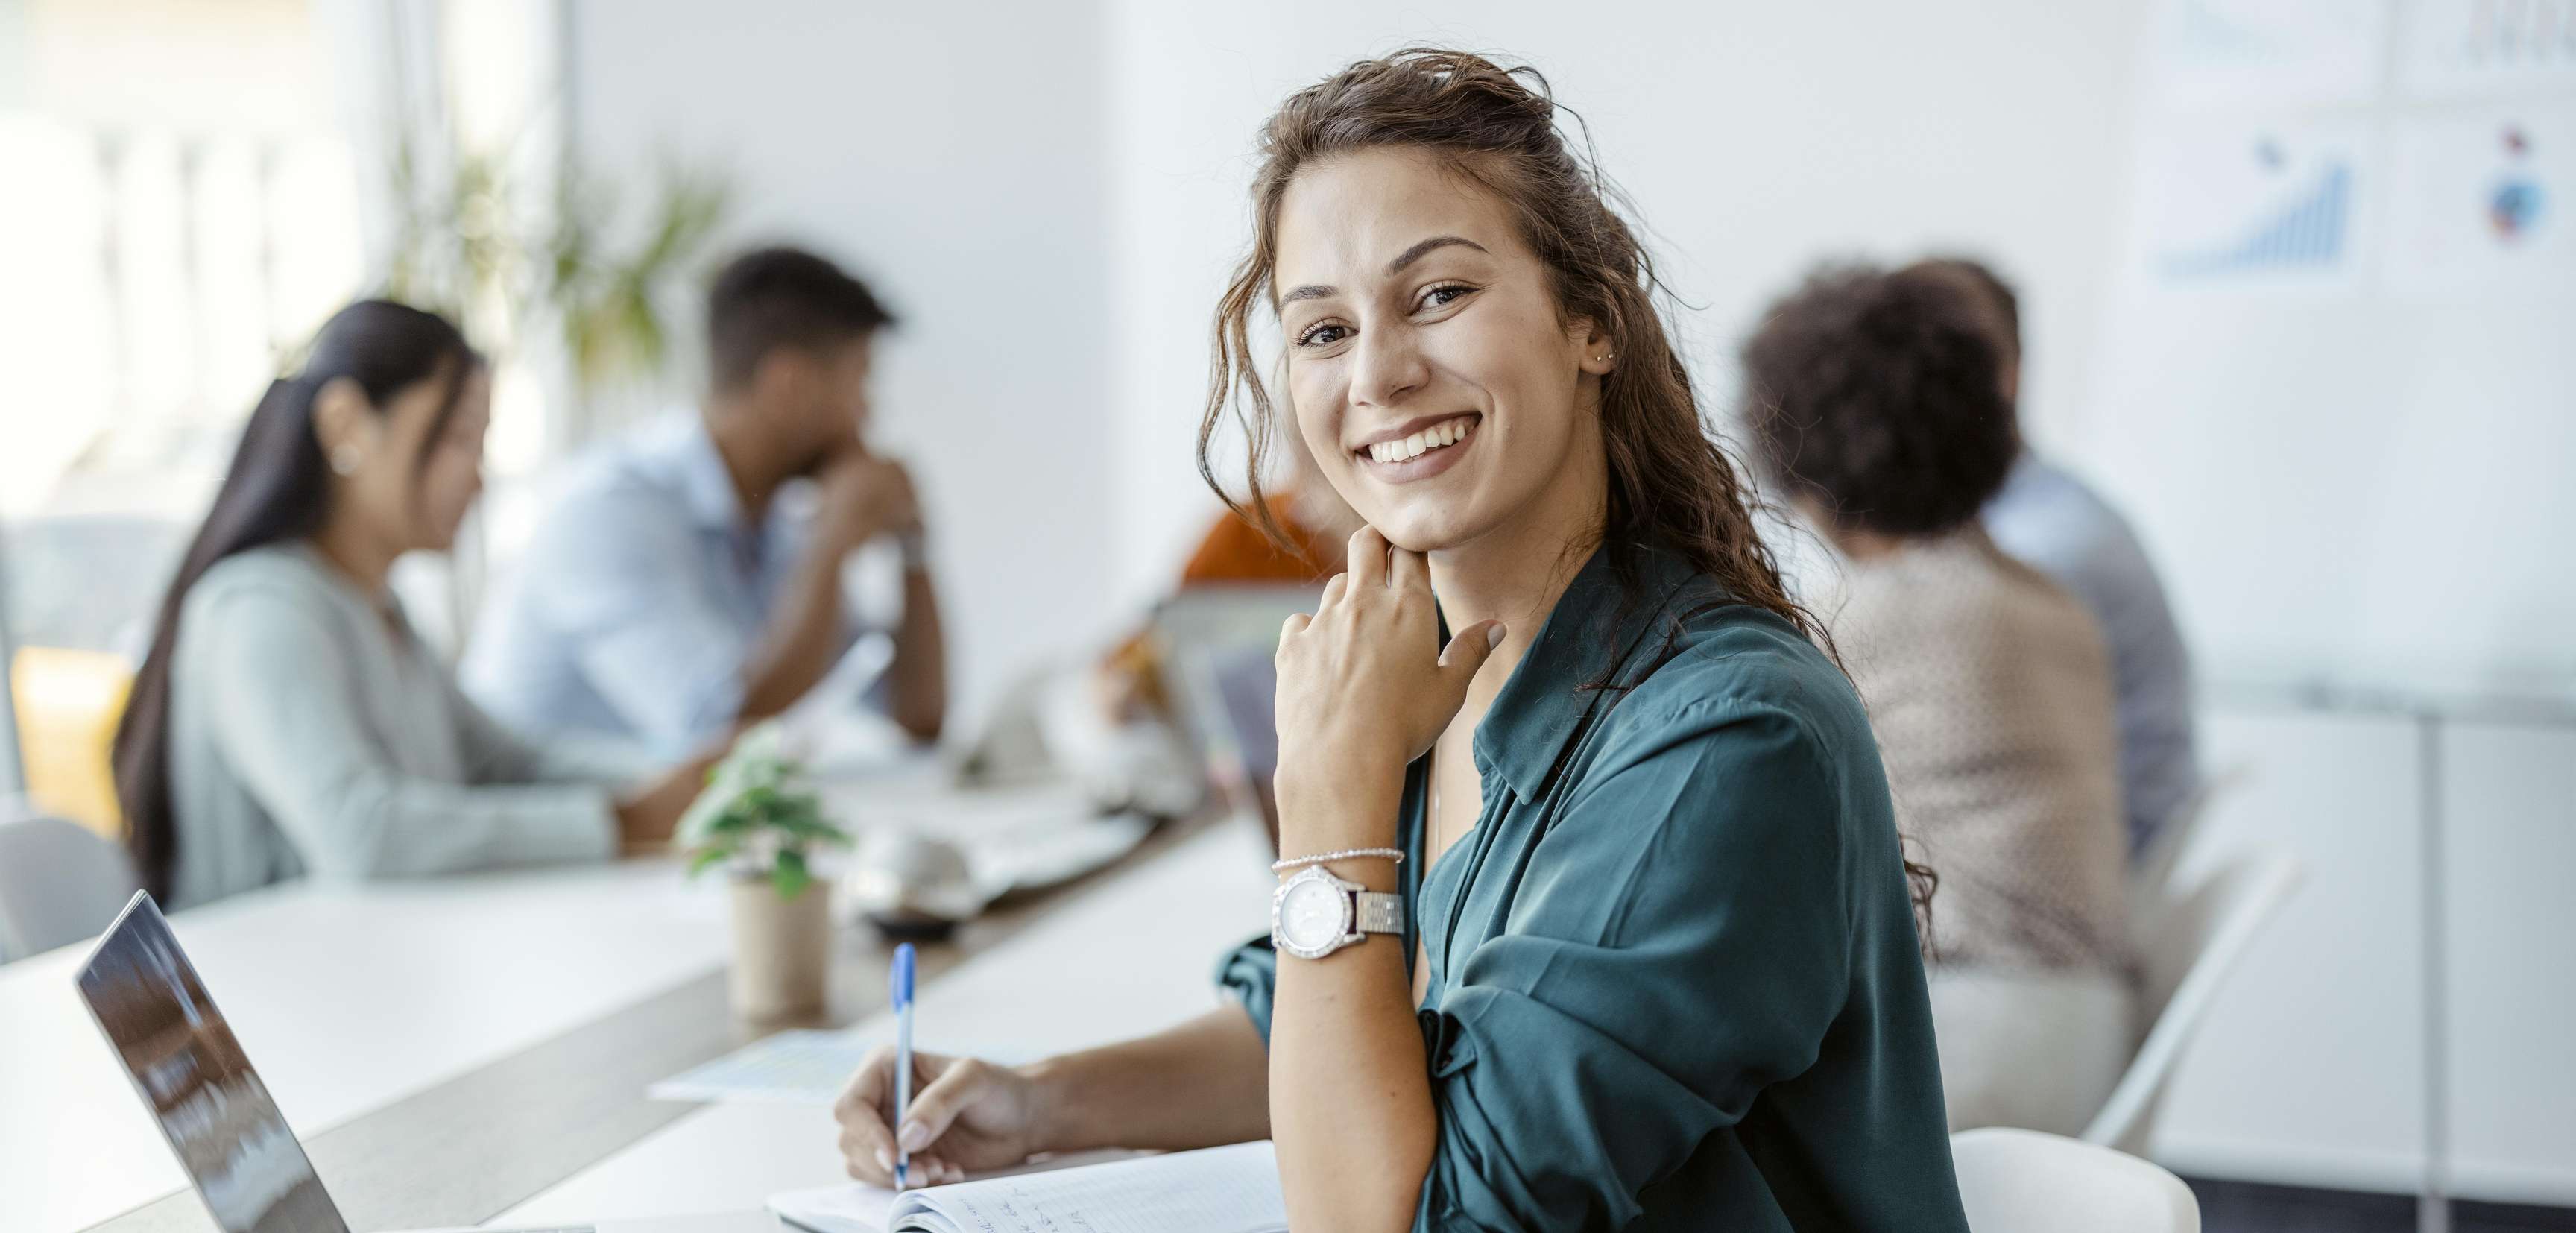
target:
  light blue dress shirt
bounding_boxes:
[1981,452,2200,851]
[463,415,871,760]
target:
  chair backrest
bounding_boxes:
[10,645,138,838]
[2084,848,2302,1154]
[1952,1126,2200,1233]
[2127,764,2247,914]
[0,813,141,962]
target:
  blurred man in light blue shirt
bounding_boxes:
[1913,257,2200,854]
[464,247,946,760]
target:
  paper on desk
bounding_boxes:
[771,1178,900,1233]
[649,1027,1037,1105]
[764,1155,1124,1233]
[771,1144,1281,1233]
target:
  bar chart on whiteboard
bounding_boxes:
[2133,119,2375,288]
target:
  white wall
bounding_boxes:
[1104,0,2153,602]
[561,0,2160,704]
[566,0,1117,723]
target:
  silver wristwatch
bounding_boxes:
[1271,865,1404,960]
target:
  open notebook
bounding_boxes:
[768,1141,1286,1233]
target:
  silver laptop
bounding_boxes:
[75,891,591,1233]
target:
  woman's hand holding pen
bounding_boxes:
[1270,526,1503,853]
[835,1048,1041,1188]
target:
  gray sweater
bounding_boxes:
[165,543,640,909]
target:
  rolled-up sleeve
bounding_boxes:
[534,491,754,755]
[1215,936,1281,1044]
[201,587,617,880]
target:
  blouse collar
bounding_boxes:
[1469,541,1714,802]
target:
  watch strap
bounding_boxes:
[1355,891,1403,936]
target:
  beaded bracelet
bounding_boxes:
[1271,846,1406,873]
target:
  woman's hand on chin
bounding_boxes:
[1272,526,1503,850]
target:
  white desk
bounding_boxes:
[487,824,1274,1229]
[0,862,733,1233]
[0,813,1272,1233]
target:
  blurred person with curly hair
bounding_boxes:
[1744,262,2134,1137]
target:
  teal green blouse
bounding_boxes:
[1219,545,1968,1232]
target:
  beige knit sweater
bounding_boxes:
[1829,529,2130,974]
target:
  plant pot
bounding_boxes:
[728,876,833,1021]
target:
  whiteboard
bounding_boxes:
[2080,0,2576,701]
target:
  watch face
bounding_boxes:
[1278,876,1349,953]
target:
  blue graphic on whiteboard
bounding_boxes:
[2384,108,2575,294]
[2490,127,2546,242]
[2177,0,2289,62]
[2156,0,2385,106]
[2491,174,2545,240]
[2403,0,2576,98]
[2165,158,2352,275]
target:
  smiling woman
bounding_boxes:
[833,49,1967,1233]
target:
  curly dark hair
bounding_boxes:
[1904,255,2020,370]
[1740,262,2017,539]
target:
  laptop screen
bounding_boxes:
[75,892,349,1233]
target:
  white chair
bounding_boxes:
[2127,764,2248,915]
[1952,1126,2200,1232]
[2083,848,2302,1155]
[0,813,140,962]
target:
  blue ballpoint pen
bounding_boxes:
[891,943,915,1191]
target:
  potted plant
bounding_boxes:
[678,725,852,1021]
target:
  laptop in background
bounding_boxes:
[74,892,593,1233]
[1151,586,1315,851]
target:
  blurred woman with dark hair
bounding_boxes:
[112,300,711,909]
[1743,262,2133,1136]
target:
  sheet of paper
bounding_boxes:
[767,1150,1145,1233]
[769,1177,901,1233]
[888,1141,1285,1233]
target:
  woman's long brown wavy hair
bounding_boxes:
[1193,47,1937,923]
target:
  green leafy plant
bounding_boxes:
[541,160,729,391]
[678,725,851,900]
[380,124,729,396]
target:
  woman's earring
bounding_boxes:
[330,444,362,476]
